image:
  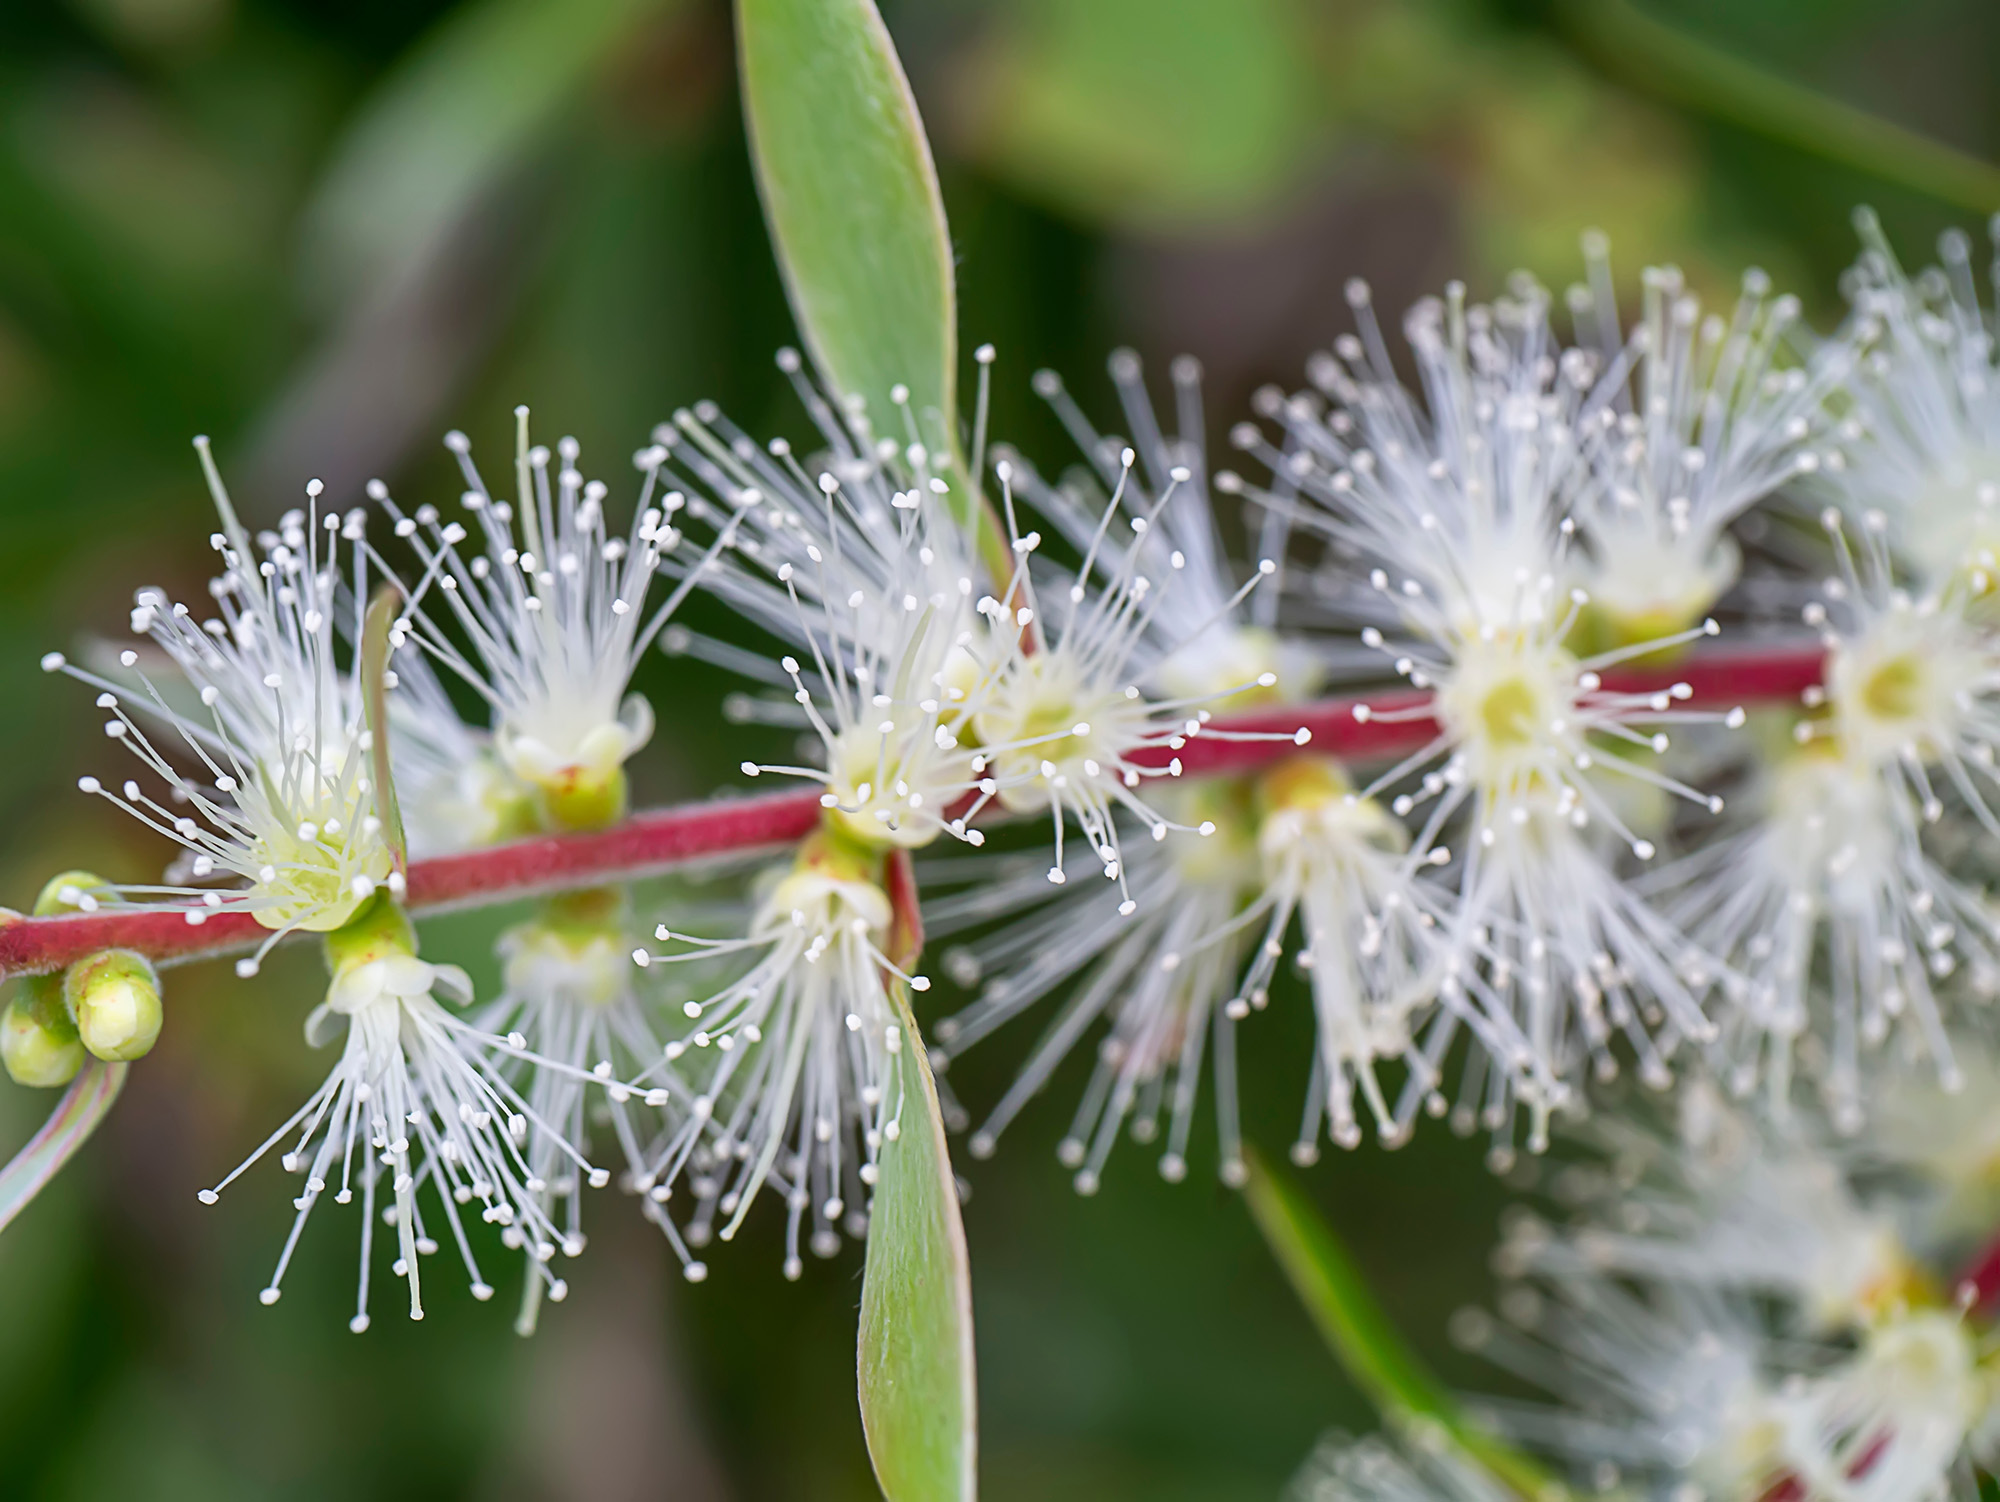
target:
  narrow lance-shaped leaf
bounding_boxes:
[0,1060,127,1234]
[362,585,410,875]
[736,0,958,492]
[1243,1150,1571,1500]
[857,849,977,1501]
[736,0,1018,638]
[1561,0,2000,215]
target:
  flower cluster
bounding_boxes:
[39,419,708,1323]
[1428,1063,2000,1499]
[23,214,2000,1401]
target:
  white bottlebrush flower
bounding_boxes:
[930,798,1268,1190]
[1241,248,1825,640]
[925,353,1439,1185]
[938,757,1435,1157]
[1675,508,2000,1120]
[632,838,924,1278]
[932,757,1446,1188]
[484,905,693,1314]
[1558,238,1829,639]
[1290,1425,1515,1502]
[1807,509,2000,819]
[668,349,1290,901]
[1003,349,1324,704]
[1238,276,1745,1151]
[375,412,772,1299]
[195,896,622,1330]
[1666,749,1995,1126]
[660,362,988,851]
[1251,758,1452,1159]
[46,441,401,972]
[1238,277,1590,637]
[380,409,723,831]
[1830,210,2000,590]
[378,638,534,857]
[967,450,1286,906]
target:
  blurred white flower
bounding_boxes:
[483,904,689,1318]
[1829,209,2000,591]
[933,803,1267,1189]
[1559,238,1829,639]
[1237,274,1754,1152]
[1290,1425,1515,1502]
[1456,1081,2000,1499]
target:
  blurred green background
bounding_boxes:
[0,0,1996,1497]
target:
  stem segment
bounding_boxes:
[0,643,1823,981]
[1243,1150,1571,1499]
[0,788,824,981]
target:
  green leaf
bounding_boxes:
[1243,1150,1571,1501]
[736,0,957,479]
[0,1059,126,1234]
[302,0,673,308]
[361,585,409,874]
[1560,0,2000,217]
[858,979,977,1502]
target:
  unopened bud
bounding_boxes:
[64,950,162,1062]
[1,988,84,1087]
[33,869,112,918]
[2,870,119,1086]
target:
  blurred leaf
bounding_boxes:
[1448,41,1710,291]
[0,1059,125,1235]
[302,0,673,308]
[858,977,978,1502]
[1561,0,2000,217]
[950,0,1323,230]
[1242,1151,1567,1501]
[361,585,408,875]
[14,75,258,294]
[736,0,957,475]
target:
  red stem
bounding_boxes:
[1157,640,1824,778]
[0,789,824,981]
[1958,1228,2000,1309]
[884,848,925,973]
[0,643,1824,982]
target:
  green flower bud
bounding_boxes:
[33,869,113,917]
[64,950,162,1063]
[1,985,84,1087]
